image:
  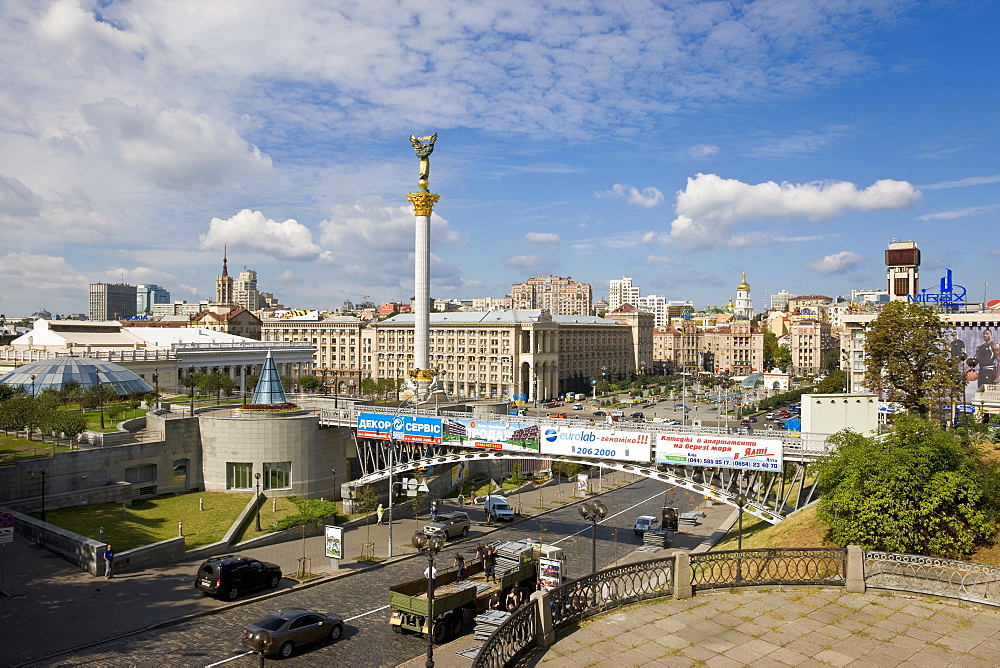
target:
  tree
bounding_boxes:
[762,331,778,370]
[216,374,236,403]
[355,485,380,543]
[774,345,792,371]
[361,376,377,397]
[817,416,999,558]
[822,348,840,373]
[298,374,322,393]
[816,370,847,394]
[863,301,963,417]
[272,495,338,531]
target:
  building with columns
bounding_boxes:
[361,310,634,402]
[653,321,765,375]
[0,319,313,395]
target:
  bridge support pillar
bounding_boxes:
[845,545,866,593]
[673,550,692,599]
[531,590,555,648]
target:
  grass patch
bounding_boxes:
[234,496,302,542]
[713,505,837,551]
[36,491,258,551]
[0,432,71,462]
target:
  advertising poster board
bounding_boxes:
[441,418,540,452]
[356,413,442,444]
[325,525,343,559]
[577,473,588,492]
[541,426,651,462]
[655,433,782,472]
[539,557,562,591]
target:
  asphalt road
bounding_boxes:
[34,477,702,668]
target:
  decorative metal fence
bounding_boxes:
[690,548,846,590]
[864,551,1000,607]
[549,556,675,630]
[472,598,539,668]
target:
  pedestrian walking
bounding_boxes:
[376,503,384,525]
[431,499,438,517]
[475,543,487,565]
[484,546,497,583]
[103,544,115,579]
[454,552,465,580]
[458,493,465,507]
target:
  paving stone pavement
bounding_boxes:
[524,587,1000,667]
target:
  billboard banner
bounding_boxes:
[948,325,1000,396]
[325,525,343,559]
[356,412,442,444]
[655,433,782,472]
[269,309,320,321]
[541,426,652,462]
[539,557,562,591]
[441,418,540,452]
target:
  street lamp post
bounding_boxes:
[152,368,159,410]
[189,366,195,414]
[30,374,35,398]
[243,365,251,405]
[578,500,608,574]
[411,531,445,667]
[39,467,47,522]
[735,492,747,582]
[96,370,105,429]
[254,472,262,532]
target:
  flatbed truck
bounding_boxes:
[388,540,538,644]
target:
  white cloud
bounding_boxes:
[99,266,176,284]
[596,184,664,208]
[807,251,864,275]
[0,252,87,295]
[919,205,998,221]
[503,255,549,269]
[687,144,719,158]
[662,173,920,251]
[644,255,681,265]
[81,98,272,190]
[200,209,331,262]
[525,232,559,244]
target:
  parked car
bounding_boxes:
[633,515,660,536]
[665,419,681,425]
[593,410,607,416]
[765,413,775,420]
[241,609,344,658]
[611,410,625,418]
[484,495,515,521]
[740,419,751,426]
[195,555,282,601]
[423,512,471,539]
[748,416,757,423]
[573,403,584,410]
[630,411,645,419]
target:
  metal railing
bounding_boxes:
[549,557,676,629]
[473,599,540,668]
[864,551,1000,606]
[690,548,846,589]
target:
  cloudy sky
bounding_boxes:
[1,0,998,317]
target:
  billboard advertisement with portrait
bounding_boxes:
[948,325,1000,398]
[540,426,652,462]
[440,418,540,452]
[655,433,782,472]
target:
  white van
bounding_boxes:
[573,403,584,410]
[484,495,515,521]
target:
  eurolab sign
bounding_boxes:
[908,269,966,306]
[542,426,651,462]
[356,412,442,444]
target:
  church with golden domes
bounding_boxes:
[733,272,754,318]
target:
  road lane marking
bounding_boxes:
[550,490,664,545]
[345,604,390,622]
[205,651,253,667]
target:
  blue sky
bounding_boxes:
[1,0,998,317]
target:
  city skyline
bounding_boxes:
[1,1,998,317]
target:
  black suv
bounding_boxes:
[195,555,282,600]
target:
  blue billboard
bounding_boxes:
[356,412,442,444]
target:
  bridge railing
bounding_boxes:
[472,547,1000,668]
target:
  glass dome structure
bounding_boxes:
[0,357,154,397]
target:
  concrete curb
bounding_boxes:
[21,475,640,666]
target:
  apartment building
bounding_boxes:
[261,315,366,393]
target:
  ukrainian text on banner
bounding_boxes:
[441,418,540,452]
[356,412,442,444]
[541,426,651,462]
[655,433,782,471]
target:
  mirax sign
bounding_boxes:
[655,434,782,471]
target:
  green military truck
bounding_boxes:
[388,540,538,644]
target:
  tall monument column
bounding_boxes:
[406,133,440,400]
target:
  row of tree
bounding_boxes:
[0,383,148,441]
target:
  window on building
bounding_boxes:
[227,462,254,490]
[264,462,291,490]
[125,463,156,483]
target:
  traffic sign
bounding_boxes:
[0,512,13,528]
[0,527,13,544]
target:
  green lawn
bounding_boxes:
[0,431,72,463]
[36,491,260,551]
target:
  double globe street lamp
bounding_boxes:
[411,530,446,668]
[578,499,608,574]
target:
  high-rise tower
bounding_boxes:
[215,246,234,306]
[885,240,920,301]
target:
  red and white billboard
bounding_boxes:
[655,433,782,472]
